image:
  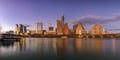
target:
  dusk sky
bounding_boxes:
[0,0,120,33]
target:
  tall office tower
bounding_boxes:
[19,24,24,33]
[91,25,104,35]
[63,23,69,35]
[76,22,85,35]
[61,13,64,25]
[23,26,27,33]
[57,20,63,35]
[15,24,19,34]
[61,13,65,32]
[73,24,78,34]
[37,22,43,34]
[15,24,27,34]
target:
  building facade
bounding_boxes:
[56,14,65,35]
[91,25,104,35]
[15,24,27,34]
[75,22,85,35]
[56,20,63,35]
[63,23,69,35]
[37,22,43,34]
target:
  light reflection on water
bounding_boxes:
[0,38,120,60]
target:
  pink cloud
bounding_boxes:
[72,14,120,25]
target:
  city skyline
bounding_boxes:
[0,0,120,33]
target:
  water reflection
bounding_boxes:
[0,41,14,47]
[91,38,104,54]
[74,38,88,53]
[0,38,120,60]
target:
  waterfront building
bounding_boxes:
[91,25,104,35]
[49,26,54,32]
[15,24,27,34]
[56,14,65,35]
[61,13,64,28]
[48,26,55,35]
[19,24,24,33]
[69,29,74,35]
[6,30,14,34]
[73,24,78,35]
[37,22,43,34]
[56,20,63,35]
[75,22,85,35]
[63,23,69,35]
[23,25,27,33]
[15,24,19,34]
[30,30,36,35]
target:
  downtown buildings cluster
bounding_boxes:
[5,14,109,36]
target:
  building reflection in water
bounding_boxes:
[0,40,19,57]
[1,38,120,59]
[91,38,104,54]
[112,39,116,56]
[74,38,88,54]
[56,38,70,59]
[19,38,57,55]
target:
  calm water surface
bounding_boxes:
[0,38,120,60]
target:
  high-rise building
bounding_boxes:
[75,22,85,35]
[63,23,69,35]
[91,25,104,35]
[19,24,24,33]
[73,24,78,34]
[57,20,63,35]
[15,24,19,34]
[49,26,54,32]
[37,22,43,34]
[15,24,27,34]
[61,13,64,26]
[56,14,65,35]
[69,29,74,35]
[48,26,56,35]
[23,25,27,33]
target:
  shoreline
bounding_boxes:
[20,34,120,38]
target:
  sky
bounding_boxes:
[0,0,120,33]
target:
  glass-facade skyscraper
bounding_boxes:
[37,22,43,34]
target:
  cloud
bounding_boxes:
[72,14,120,26]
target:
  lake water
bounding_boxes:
[0,38,120,60]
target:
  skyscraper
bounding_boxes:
[23,25,27,33]
[15,24,27,34]
[73,24,77,34]
[15,24,19,34]
[19,24,24,33]
[37,22,43,34]
[91,25,104,35]
[63,23,69,35]
[75,22,85,35]
[61,13,64,25]
[57,20,63,35]
[56,13,65,35]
